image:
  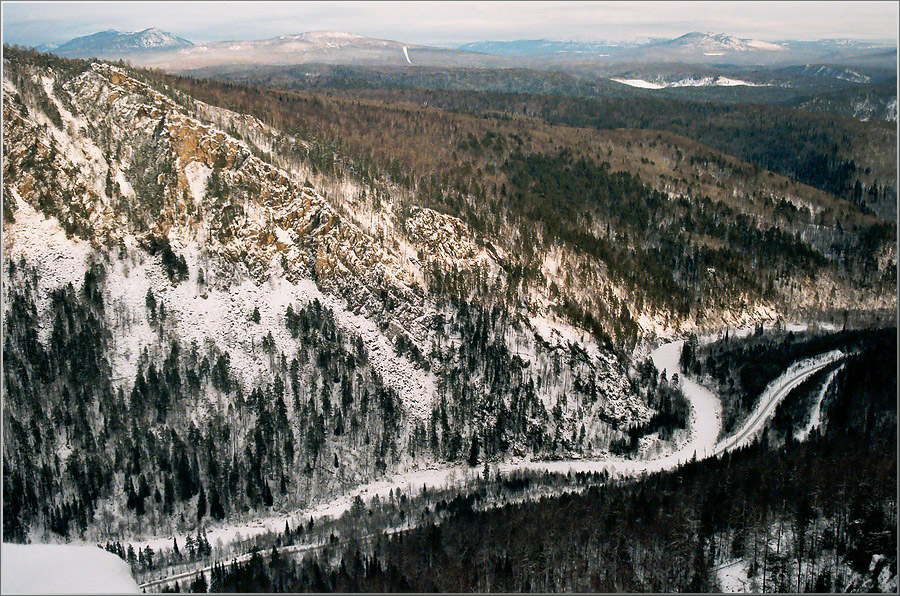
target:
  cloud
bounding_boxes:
[2,1,897,47]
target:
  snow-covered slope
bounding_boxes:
[4,59,648,427]
[611,75,767,89]
[1,543,140,594]
[787,64,872,83]
[2,54,657,549]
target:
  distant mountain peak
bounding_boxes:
[661,31,784,52]
[47,27,194,56]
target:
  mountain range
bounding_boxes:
[33,28,898,69]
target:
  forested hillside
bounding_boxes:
[183,62,897,124]
[235,83,895,221]
[2,47,651,544]
[172,328,896,593]
[136,59,896,338]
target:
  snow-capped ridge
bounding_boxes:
[659,31,785,52]
[300,31,366,41]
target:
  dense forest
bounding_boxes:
[150,328,897,593]
[183,61,897,125]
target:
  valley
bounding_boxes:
[1,7,896,592]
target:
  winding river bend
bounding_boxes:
[134,337,846,588]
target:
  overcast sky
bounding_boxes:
[3,1,898,47]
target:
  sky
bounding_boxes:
[2,1,898,47]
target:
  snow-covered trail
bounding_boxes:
[648,340,721,463]
[713,350,845,455]
[127,339,843,561]
[796,363,844,442]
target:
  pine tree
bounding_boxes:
[197,484,207,523]
[185,534,196,559]
[210,486,225,520]
[467,435,480,467]
[190,572,208,593]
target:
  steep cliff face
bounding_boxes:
[3,54,653,543]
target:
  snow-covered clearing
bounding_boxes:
[1,543,140,594]
[716,559,752,593]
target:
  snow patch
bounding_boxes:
[529,314,602,360]
[613,76,767,89]
[1,543,140,594]
[2,193,93,339]
[183,160,211,204]
[610,77,665,89]
[717,559,751,592]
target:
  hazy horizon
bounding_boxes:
[3,1,898,48]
